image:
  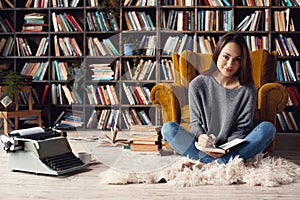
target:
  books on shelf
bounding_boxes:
[161,10,195,31]
[1,36,14,56]
[277,111,300,132]
[20,61,49,81]
[55,109,84,130]
[0,16,14,32]
[276,60,298,82]
[86,11,119,31]
[51,83,81,105]
[122,108,153,127]
[96,109,120,130]
[85,84,118,105]
[275,34,299,57]
[51,12,82,32]
[54,36,82,56]
[124,11,155,31]
[162,35,193,56]
[88,109,120,130]
[87,37,119,56]
[196,10,232,31]
[122,83,151,105]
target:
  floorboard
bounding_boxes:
[0,131,299,199]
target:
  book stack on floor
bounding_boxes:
[129,125,162,154]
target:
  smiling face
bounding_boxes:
[216,42,242,78]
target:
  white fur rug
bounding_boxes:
[98,154,300,187]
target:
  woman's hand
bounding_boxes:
[197,134,226,158]
[197,134,216,148]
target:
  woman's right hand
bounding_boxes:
[197,134,216,148]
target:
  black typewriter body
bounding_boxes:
[1,127,86,175]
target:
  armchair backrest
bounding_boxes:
[173,49,278,89]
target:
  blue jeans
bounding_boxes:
[161,121,276,163]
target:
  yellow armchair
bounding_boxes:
[150,49,288,150]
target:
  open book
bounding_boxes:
[195,138,246,154]
[98,127,130,146]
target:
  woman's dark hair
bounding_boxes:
[212,32,253,85]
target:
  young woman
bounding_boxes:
[161,32,276,165]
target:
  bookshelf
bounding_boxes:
[0,0,299,132]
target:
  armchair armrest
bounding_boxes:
[257,82,288,124]
[150,83,188,123]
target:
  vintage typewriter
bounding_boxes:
[1,127,86,175]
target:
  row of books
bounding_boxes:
[124,11,155,31]
[0,0,14,8]
[198,35,217,54]
[89,63,115,81]
[161,10,195,31]
[20,61,49,81]
[51,83,82,105]
[122,109,153,129]
[54,109,84,129]
[16,37,33,57]
[86,11,119,32]
[132,35,156,56]
[124,0,157,6]
[0,16,14,32]
[286,86,300,107]
[162,34,194,56]
[29,0,49,8]
[52,12,82,32]
[245,35,269,52]
[22,13,47,32]
[122,83,151,105]
[15,36,49,57]
[25,0,80,8]
[273,0,300,6]
[276,60,300,82]
[54,35,82,56]
[197,10,232,31]
[235,10,267,32]
[161,59,175,81]
[87,109,120,130]
[274,9,295,32]
[124,59,156,81]
[86,84,119,106]
[275,34,299,57]
[240,0,271,6]
[87,37,119,56]
[52,60,70,81]
[161,0,196,5]
[0,37,14,56]
[202,0,231,6]
[277,111,299,132]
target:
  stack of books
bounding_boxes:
[129,125,162,154]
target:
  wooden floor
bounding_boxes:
[0,131,299,200]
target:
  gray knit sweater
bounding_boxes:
[188,75,257,146]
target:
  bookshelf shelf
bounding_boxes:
[0,0,299,132]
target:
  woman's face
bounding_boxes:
[216,42,242,78]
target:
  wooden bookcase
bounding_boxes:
[0,0,299,132]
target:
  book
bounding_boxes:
[130,143,162,152]
[195,138,246,154]
[99,127,130,146]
